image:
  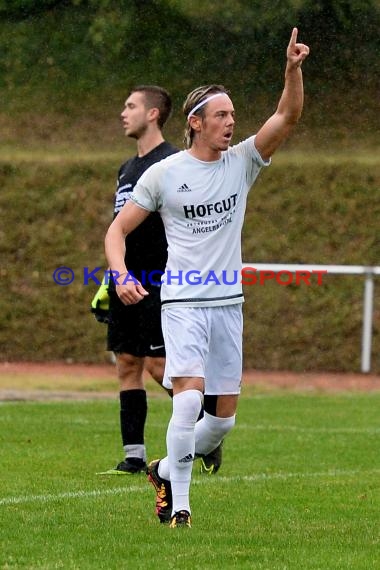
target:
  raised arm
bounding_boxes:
[254,28,310,161]
[105,200,150,304]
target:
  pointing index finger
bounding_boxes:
[289,27,298,47]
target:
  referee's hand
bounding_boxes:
[116,282,149,305]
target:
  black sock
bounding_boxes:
[197,407,204,421]
[119,389,147,447]
[197,395,219,421]
[204,394,218,417]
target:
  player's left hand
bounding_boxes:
[287,27,310,67]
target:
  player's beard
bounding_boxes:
[127,122,149,140]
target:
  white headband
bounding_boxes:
[187,92,227,120]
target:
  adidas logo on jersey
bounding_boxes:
[177,183,191,192]
[178,453,194,463]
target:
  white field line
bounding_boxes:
[148,422,380,435]
[213,468,380,484]
[2,468,380,507]
[95,422,380,435]
[0,485,146,506]
[1,414,378,435]
[236,424,380,434]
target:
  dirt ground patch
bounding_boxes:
[1,361,380,401]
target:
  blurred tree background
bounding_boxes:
[0,0,379,149]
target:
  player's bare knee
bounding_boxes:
[115,353,144,389]
[145,357,165,384]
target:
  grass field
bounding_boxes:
[1,383,380,569]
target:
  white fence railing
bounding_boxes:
[242,263,380,373]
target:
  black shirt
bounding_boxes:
[113,141,178,284]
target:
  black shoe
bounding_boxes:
[146,459,172,523]
[169,510,192,528]
[199,440,223,475]
[96,457,147,475]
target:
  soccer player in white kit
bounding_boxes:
[105,28,309,528]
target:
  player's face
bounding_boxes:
[121,92,150,139]
[200,96,235,152]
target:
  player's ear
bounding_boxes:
[148,107,160,123]
[188,115,202,133]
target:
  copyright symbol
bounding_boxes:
[53,267,74,285]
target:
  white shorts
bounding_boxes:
[162,304,243,395]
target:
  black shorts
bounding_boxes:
[107,286,165,358]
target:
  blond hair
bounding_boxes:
[183,84,228,148]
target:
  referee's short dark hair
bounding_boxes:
[129,85,172,129]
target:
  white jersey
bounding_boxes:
[130,135,270,308]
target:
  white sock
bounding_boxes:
[157,456,170,480]
[159,411,236,478]
[166,389,203,514]
[194,412,235,456]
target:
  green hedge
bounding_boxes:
[1,155,379,372]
